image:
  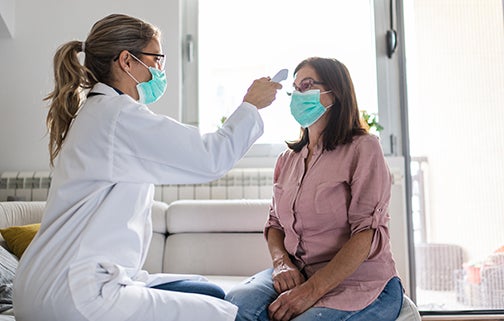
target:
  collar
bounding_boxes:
[112,87,124,95]
[88,83,123,97]
[300,141,323,158]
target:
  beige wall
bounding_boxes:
[0,0,182,172]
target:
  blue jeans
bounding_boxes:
[225,269,403,321]
[151,279,226,299]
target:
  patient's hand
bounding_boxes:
[268,281,320,321]
[271,257,305,293]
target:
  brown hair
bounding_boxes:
[287,57,368,152]
[45,14,161,166]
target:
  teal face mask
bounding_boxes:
[289,89,332,128]
[127,54,167,105]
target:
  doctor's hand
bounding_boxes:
[243,77,282,109]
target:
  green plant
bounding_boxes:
[361,110,384,132]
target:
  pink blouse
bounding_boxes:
[265,134,399,311]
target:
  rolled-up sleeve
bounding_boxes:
[347,136,392,237]
[264,153,286,239]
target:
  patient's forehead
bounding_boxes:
[294,66,319,84]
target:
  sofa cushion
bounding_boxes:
[0,247,17,313]
[0,223,40,258]
[164,233,271,276]
[0,202,45,251]
[166,199,270,233]
[144,232,165,273]
[151,201,168,234]
[142,201,170,274]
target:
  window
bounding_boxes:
[404,0,504,313]
[192,0,379,144]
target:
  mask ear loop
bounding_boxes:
[115,51,141,84]
[124,53,147,84]
[320,90,334,109]
[125,70,140,84]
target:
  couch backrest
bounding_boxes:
[0,200,171,274]
[0,202,45,248]
[163,199,272,276]
[143,201,169,273]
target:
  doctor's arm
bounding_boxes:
[112,78,280,185]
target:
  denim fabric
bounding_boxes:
[151,279,226,299]
[225,268,403,321]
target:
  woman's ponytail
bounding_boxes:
[44,14,160,167]
[45,40,90,167]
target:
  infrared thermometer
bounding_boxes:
[271,69,288,83]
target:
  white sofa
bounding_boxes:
[0,200,421,321]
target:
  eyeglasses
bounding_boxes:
[287,78,325,96]
[133,51,166,69]
[113,51,166,69]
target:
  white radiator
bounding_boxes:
[0,171,52,201]
[153,168,274,203]
[0,168,274,203]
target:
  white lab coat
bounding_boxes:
[13,83,264,321]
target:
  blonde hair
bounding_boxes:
[45,14,161,166]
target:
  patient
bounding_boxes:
[225,57,403,321]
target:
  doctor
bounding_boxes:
[13,14,281,321]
